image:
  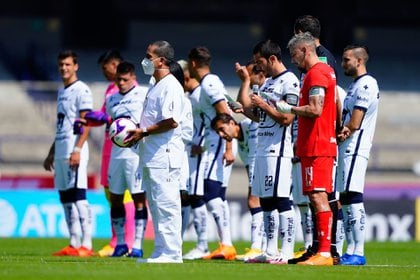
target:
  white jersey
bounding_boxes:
[180,93,193,144]
[106,85,147,159]
[139,74,185,169]
[188,86,205,146]
[186,86,206,195]
[199,73,228,150]
[55,80,93,159]
[180,93,193,190]
[339,74,379,159]
[257,70,299,157]
[198,73,230,182]
[237,118,258,167]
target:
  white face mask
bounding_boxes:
[141,58,155,75]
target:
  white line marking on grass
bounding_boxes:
[365,264,420,268]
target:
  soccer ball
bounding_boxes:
[109,118,137,148]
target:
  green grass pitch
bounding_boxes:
[0,238,419,280]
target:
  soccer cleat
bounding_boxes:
[202,244,237,261]
[297,253,333,266]
[235,248,262,261]
[52,245,79,256]
[128,248,143,258]
[245,253,287,265]
[267,256,288,265]
[293,247,307,259]
[245,253,269,263]
[137,256,183,263]
[340,254,366,265]
[98,244,114,257]
[332,251,341,265]
[111,244,129,257]
[183,247,210,260]
[288,246,316,264]
[77,246,95,257]
[340,253,352,263]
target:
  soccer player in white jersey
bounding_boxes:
[232,61,267,261]
[176,60,212,260]
[127,40,186,263]
[188,46,236,260]
[337,45,379,266]
[238,40,299,264]
[104,61,148,258]
[211,114,264,261]
[43,50,94,257]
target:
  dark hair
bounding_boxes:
[152,40,175,65]
[116,61,135,75]
[188,46,212,67]
[57,50,78,64]
[294,15,321,38]
[97,49,123,64]
[244,60,264,74]
[343,44,370,63]
[343,44,370,55]
[169,61,185,88]
[253,39,282,61]
[211,113,236,130]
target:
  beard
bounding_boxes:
[344,68,357,77]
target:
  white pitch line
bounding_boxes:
[364,264,420,268]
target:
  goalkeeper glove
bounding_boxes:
[73,119,85,135]
[84,111,111,126]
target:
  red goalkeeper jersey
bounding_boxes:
[296,62,337,157]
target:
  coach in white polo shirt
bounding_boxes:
[127,40,186,263]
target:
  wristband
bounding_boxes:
[73,146,82,153]
[142,127,150,137]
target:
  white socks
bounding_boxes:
[75,200,92,249]
[63,202,81,248]
[133,217,147,250]
[192,204,208,251]
[343,203,367,256]
[207,198,233,246]
[250,210,264,250]
[263,210,279,256]
[351,202,366,256]
[279,209,296,259]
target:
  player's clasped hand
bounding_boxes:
[124,128,145,147]
[250,94,266,108]
[337,126,351,142]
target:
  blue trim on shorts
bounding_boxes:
[206,137,223,180]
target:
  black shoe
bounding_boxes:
[330,245,340,265]
[288,246,316,264]
[332,251,340,265]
